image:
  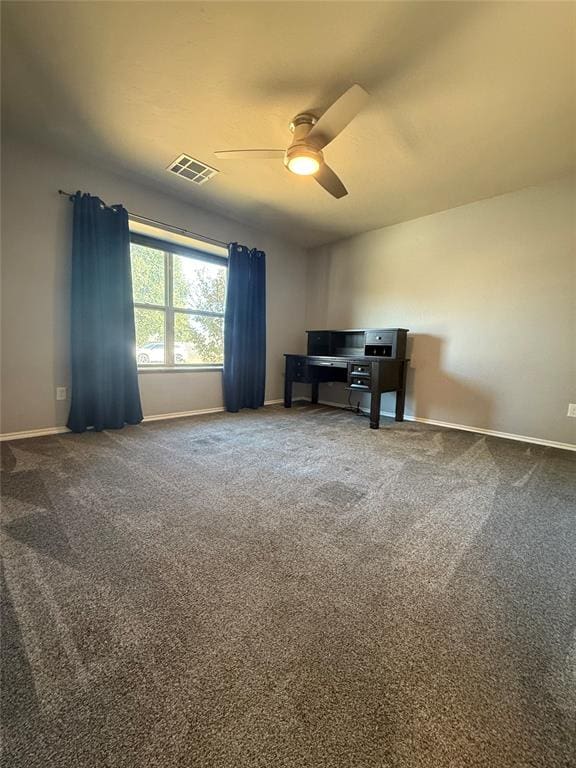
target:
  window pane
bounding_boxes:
[174,312,224,365]
[134,308,165,365]
[172,254,227,312]
[130,243,165,305]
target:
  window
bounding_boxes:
[130,232,227,369]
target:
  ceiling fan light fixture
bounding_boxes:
[285,146,322,176]
[287,154,320,176]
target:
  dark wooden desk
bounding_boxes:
[283,354,409,429]
[284,329,409,429]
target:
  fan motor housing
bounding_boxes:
[289,113,318,142]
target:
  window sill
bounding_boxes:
[137,366,223,374]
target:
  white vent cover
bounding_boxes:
[167,154,219,185]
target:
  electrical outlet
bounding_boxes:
[56,387,67,401]
[568,403,576,417]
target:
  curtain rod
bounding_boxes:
[57,189,230,249]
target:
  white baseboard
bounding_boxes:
[0,399,286,442]
[142,406,224,423]
[312,398,576,453]
[142,399,284,423]
[0,425,71,442]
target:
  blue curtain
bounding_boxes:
[67,192,143,433]
[223,243,266,412]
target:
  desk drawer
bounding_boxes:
[366,331,394,345]
[349,376,371,389]
[350,363,370,376]
[312,359,346,368]
[292,359,309,381]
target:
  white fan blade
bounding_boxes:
[307,84,369,150]
[214,149,285,160]
[314,164,348,199]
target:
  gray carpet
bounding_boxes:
[1,403,575,768]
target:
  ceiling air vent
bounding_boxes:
[167,154,219,185]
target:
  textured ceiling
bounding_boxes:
[2,1,575,247]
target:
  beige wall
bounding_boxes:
[1,134,308,434]
[307,178,576,445]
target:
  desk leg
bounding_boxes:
[284,359,293,408]
[395,361,408,421]
[370,361,381,429]
[369,392,381,429]
[311,381,319,405]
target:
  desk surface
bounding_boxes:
[284,354,409,362]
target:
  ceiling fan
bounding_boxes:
[214,84,369,199]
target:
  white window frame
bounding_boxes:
[130,232,228,372]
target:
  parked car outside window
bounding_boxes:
[136,343,186,365]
